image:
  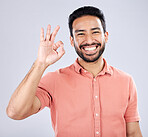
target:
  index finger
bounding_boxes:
[40,27,44,42]
[50,25,60,43]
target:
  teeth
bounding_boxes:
[84,47,96,51]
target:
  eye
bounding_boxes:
[77,33,85,36]
[92,31,100,34]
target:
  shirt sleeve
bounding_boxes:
[124,76,140,122]
[35,72,55,112]
[36,82,52,111]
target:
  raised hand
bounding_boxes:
[36,24,65,68]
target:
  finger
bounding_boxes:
[46,24,51,41]
[40,28,44,42]
[53,43,59,51]
[53,41,63,51]
[50,25,60,43]
[57,42,65,58]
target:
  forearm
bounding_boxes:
[127,133,143,137]
[126,121,143,137]
[126,128,143,137]
[6,60,46,119]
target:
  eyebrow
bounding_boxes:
[91,27,101,31]
[75,29,86,33]
[75,27,101,33]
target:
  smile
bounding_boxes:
[83,46,98,51]
[80,45,99,55]
[80,43,101,52]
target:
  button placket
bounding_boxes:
[93,77,101,137]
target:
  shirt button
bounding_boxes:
[94,78,96,81]
[84,70,87,73]
[96,131,99,134]
[95,95,98,99]
[96,113,99,116]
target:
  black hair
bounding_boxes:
[68,6,106,37]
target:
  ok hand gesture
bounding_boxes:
[36,24,65,68]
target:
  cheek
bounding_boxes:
[92,33,104,41]
[75,37,85,46]
[92,36,102,44]
[96,34,105,43]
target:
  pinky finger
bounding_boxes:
[40,28,44,42]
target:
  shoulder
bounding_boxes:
[43,64,74,79]
[109,66,136,93]
[39,65,74,89]
[110,65,133,81]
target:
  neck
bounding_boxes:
[78,56,105,77]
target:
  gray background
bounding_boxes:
[0,0,147,136]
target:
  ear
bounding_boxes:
[70,36,74,47]
[104,32,109,43]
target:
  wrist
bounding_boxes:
[34,59,48,71]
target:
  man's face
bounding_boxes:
[70,15,108,62]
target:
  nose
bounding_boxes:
[85,34,93,44]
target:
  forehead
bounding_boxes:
[72,15,102,31]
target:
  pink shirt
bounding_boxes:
[36,58,140,137]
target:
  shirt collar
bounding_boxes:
[73,58,113,76]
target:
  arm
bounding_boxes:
[126,122,142,137]
[6,25,65,120]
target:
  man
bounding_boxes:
[6,6,142,137]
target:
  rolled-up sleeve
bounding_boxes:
[36,82,52,111]
[35,72,55,112]
[124,77,140,122]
